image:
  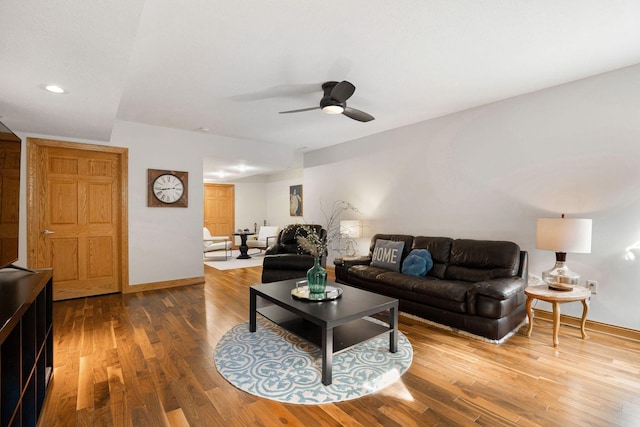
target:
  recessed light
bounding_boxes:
[43,84,67,94]
[195,127,210,132]
[234,164,253,173]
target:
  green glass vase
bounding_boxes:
[307,257,327,294]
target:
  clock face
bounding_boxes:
[147,169,188,207]
[152,174,184,204]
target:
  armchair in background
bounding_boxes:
[246,226,279,254]
[261,224,327,283]
[203,227,232,260]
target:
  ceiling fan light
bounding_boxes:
[322,105,344,114]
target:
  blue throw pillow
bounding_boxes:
[401,254,427,276]
[405,249,433,275]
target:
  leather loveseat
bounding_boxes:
[334,234,528,340]
[261,224,327,283]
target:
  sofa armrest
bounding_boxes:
[334,256,371,268]
[333,256,370,284]
[204,236,230,242]
[473,277,527,300]
[266,235,278,247]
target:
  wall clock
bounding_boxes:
[147,169,188,207]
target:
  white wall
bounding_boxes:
[111,120,293,284]
[110,121,206,284]
[301,64,640,330]
[227,168,305,243]
[264,167,305,228]
[231,177,268,243]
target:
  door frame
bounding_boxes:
[26,138,129,292]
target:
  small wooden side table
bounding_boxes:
[525,285,591,347]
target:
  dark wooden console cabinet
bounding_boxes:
[0,269,53,427]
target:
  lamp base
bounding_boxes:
[542,259,579,292]
[547,282,575,292]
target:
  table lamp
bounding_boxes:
[536,214,592,291]
[340,220,362,256]
[340,220,362,239]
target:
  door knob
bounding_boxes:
[42,230,56,235]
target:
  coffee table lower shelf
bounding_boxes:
[250,281,398,386]
[257,305,390,354]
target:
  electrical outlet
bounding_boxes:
[586,280,598,294]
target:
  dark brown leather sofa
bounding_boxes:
[261,224,327,283]
[334,234,528,340]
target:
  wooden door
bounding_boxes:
[0,137,20,265]
[203,183,234,239]
[27,139,128,300]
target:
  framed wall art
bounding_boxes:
[289,184,302,216]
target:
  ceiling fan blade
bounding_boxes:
[330,81,356,103]
[230,83,320,101]
[343,107,374,122]
[279,106,321,114]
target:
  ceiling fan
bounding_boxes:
[279,80,374,122]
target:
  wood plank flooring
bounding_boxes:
[39,265,640,426]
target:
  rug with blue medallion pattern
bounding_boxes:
[214,317,413,404]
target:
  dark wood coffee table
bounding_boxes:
[249,280,399,386]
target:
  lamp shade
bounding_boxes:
[536,217,592,253]
[340,220,362,239]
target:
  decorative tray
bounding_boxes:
[291,284,343,301]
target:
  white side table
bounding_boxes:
[524,285,591,347]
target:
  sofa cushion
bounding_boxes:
[445,239,520,282]
[348,264,391,281]
[375,273,470,314]
[370,239,405,271]
[412,236,453,279]
[279,225,299,245]
[276,224,324,254]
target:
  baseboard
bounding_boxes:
[123,276,205,293]
[533,308,639,342]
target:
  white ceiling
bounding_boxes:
[1,1,640,176]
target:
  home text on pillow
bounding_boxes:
[370,239,405,272]
[373,246,400,264]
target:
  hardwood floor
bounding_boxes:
[39,265,640,426]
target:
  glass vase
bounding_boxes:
[307,257,327,294]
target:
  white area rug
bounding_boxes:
[204,250,265,270]
[214,317,413,404]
